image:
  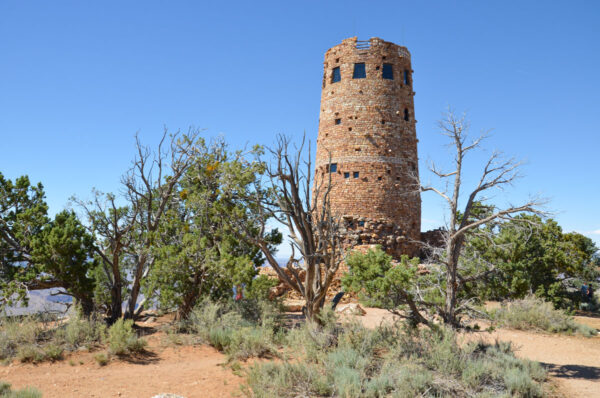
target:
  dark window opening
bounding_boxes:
[344,172,350,178]
[404,108,410,121]
[403,69,410,85]
[348,127,352,131]
[335,118,341,125]
[375,66,380,70]
[396,176,401,181]
[387,170,391,174]
[382,63,393,80]
[358,220,365,227]
[328,163,337,173]
[335,58,340,63]
[331,67,341,83]
[353,171,360,178]
[353,63,366,79]
[377,176,382,181]
[381,120,385,125]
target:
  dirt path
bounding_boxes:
[2,330,243,398]
[358,308,600,398]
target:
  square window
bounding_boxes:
[329,163,337,173]
[382,63,393,80]
[335,118,341,125]
[358,220,365,227]
[331,67,341,83]
[344,172,350,178]
[377,176,382,181]
[353,171,359,178]
[352,63,366,79]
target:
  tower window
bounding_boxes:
[403,69,410,85]
[335,118,341,125]
[382,63,393,80]
[331,67,341,83]
[404,108,410,121]
[353,171,360,178]
[358,220,365,227]
[352,63,366,79]
[344,172,350,178]
[377,176,382,181]
[328,163,338,173]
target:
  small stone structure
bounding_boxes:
[315,37,421,258]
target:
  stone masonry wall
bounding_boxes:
[314,37,421,259]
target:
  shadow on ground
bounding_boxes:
[542,362,600,381]
[117,349,160,365]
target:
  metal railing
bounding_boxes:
[355,40,371,50]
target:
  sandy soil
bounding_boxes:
[2,310,599,398]
[2,320,244,398]
[355,308,600,398]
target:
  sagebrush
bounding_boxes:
[492,296,597,337]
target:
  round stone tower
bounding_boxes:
[315,37,421,257]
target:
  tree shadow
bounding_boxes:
[133,323,158,337]
[541,362,600,381]
[116,349,160,365]
[283,312,305,329]
[574,310,600,319]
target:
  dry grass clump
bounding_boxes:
[107,319,147,356]
[246,312,548,398]
[0,308,108,364]
[492,296,597,337]
[0,381,42,398]
[180,299,283,361]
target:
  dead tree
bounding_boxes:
[421,110,545,327]
[74,129,200,322]
[121,129,200,320]
[72,190,137,323]
[240,134,344,323]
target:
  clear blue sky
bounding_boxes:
[1,1,599,247]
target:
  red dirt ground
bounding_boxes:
[2,310,599,397]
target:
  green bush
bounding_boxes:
[16,345,45,364]
[492,295,597,337]
[0,317,43,360]
[107,319,147,356]
[42,343,63,361]
[182,299,282,361]
[55,311,106,350]
[0,381,42,398]
[94,352,109,366]
[247,319,548,397]
[0,308,107,363]
[244,275,279,301]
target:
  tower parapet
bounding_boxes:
[315,37,421,257]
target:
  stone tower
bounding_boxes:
[315,37,421,257]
